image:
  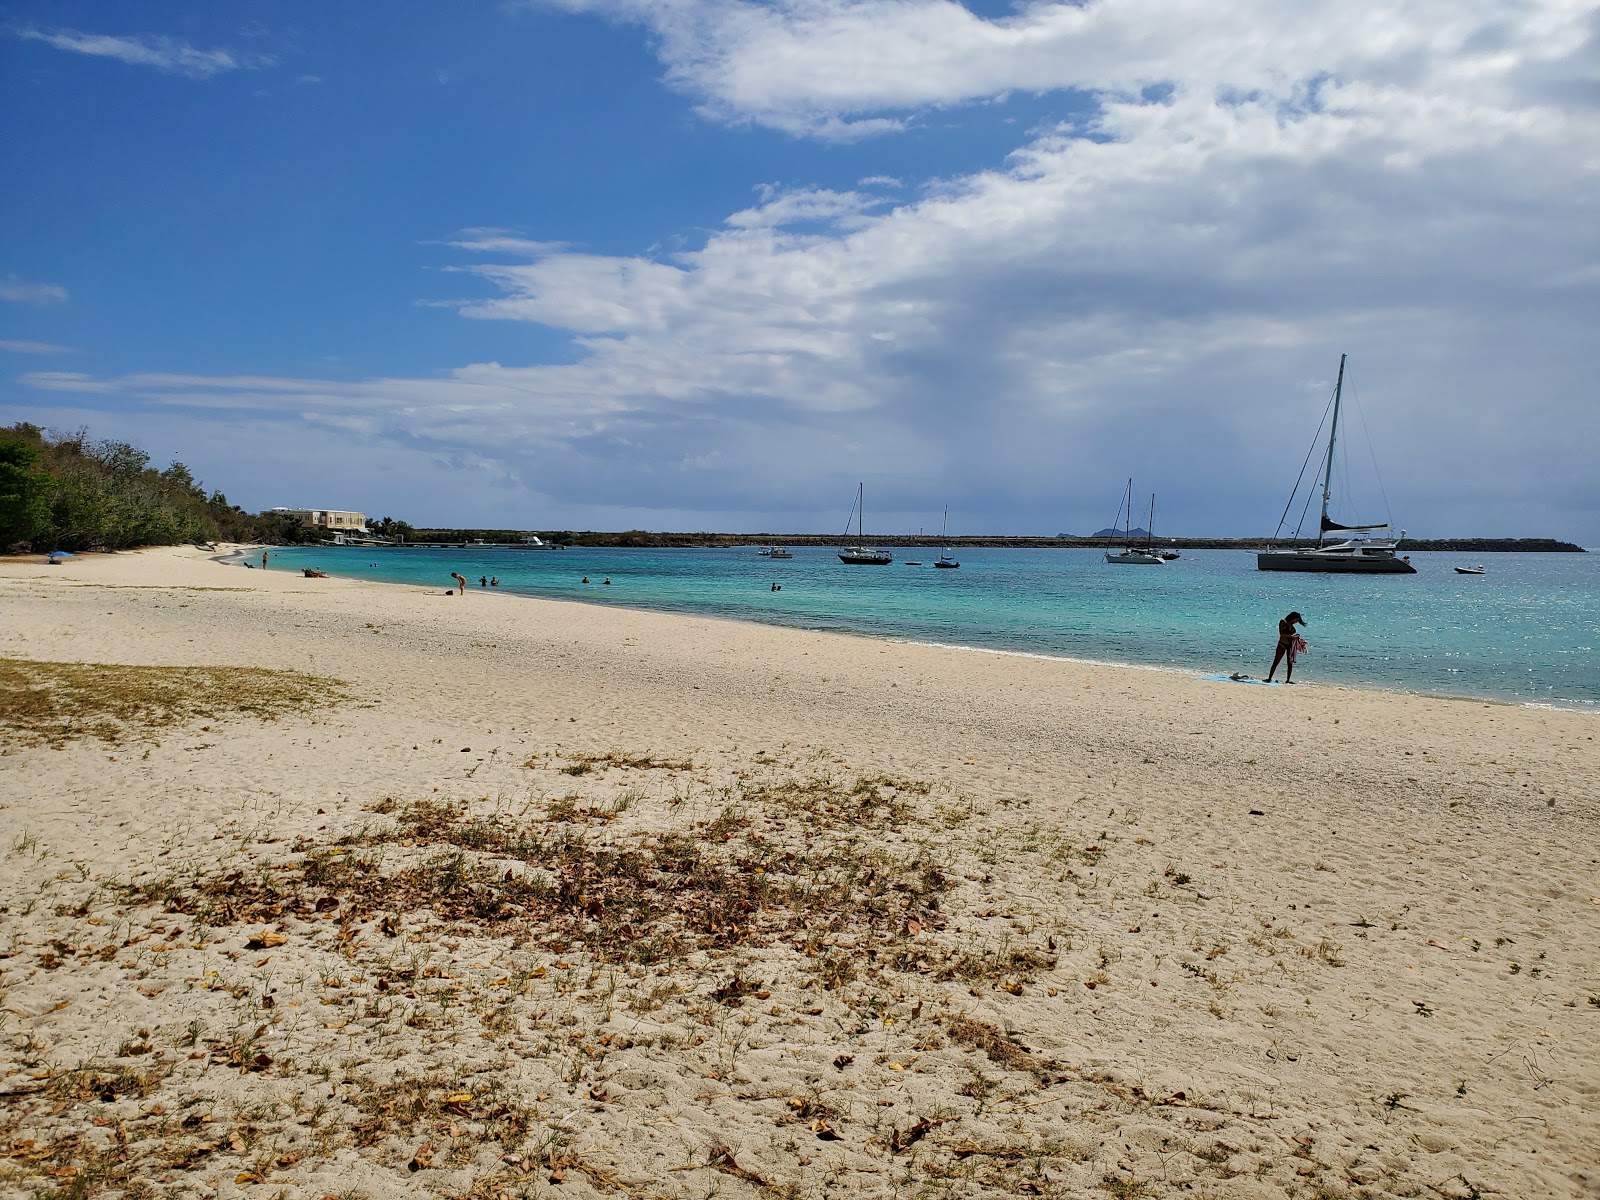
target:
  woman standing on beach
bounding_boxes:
[1267,611,1306,683]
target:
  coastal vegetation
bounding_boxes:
[0,424,312,553]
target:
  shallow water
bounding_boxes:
[267,545,1599,709]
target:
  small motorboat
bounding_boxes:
[1454,565,1485,575]
[903,561,922,566]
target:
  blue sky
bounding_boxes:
[3,0,1597,540]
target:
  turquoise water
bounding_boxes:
[267,545,1599,709]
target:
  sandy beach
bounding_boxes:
[1,545,1596,1200]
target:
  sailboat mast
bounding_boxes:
[1146,494,1155,550]
[1318,354,1346,548]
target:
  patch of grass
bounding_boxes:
[546,749,696,775]
[0,658,346,746]
[943,1013,1042,1075]
[739,772,927,829]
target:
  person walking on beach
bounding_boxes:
[451,572,467,595]
[1266,611,1307,683]
[261,550,269,570]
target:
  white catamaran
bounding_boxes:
[1258,354,1415,574]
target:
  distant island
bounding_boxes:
[407,530,1586,553]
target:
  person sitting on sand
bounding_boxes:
[1266,611,1307,683]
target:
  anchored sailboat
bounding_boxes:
[1105,480,1163,565]
[838,483,893,565]
[1258,354,1416,575]
[935,506,959,568]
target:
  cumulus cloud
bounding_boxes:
[538,0,1595,138]
[14,27,271,78]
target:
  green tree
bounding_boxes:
[0,437,53,547]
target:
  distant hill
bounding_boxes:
[1091,527,1152,539]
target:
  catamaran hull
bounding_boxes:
[839,554,893,565]
[1257,552,1416,574]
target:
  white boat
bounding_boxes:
[934,505,960,569]
[838,483,893,565]
[510,534,561,550]
[1258,355,1416,575]
[1454,564,1485,575]
[769,547,792,559]
[1105,481,1164,565]
[757,545,773,556]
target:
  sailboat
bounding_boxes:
[1105,481,1164,565]
[934,506,959,568]
[838,483,893,565]
[1258,354,1416,574]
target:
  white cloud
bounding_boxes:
[0,338,70,354]
[540,0,1595,138]
[0,276,69,304]
[24,371,116,393]
[14,27,271,78]
[19,0,1596,538]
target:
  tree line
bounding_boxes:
[0,424,326,552]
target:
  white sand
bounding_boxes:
[1,546,1596,1199]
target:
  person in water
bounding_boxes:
[1267,611,1306,683]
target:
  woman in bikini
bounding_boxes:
[1267,611,1306,683]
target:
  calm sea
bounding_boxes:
[264,545,1599,710]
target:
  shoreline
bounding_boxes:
[2,545,1597,1198]
[241,543,1598,714]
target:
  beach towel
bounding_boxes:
[1288,635,1309,665]
[1200,674,1281,686]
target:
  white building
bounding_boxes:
[269,507,367,532]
